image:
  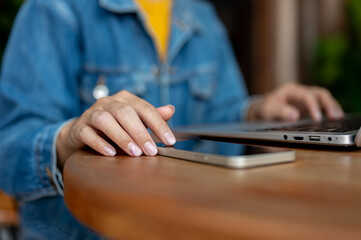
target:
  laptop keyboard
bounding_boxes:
[259,117,361,133]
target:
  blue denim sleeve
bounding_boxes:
[0,0,81,202]
[202,4,250,123]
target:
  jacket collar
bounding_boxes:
[99,0,204,62]
[98,0,203,33]
[99,0,137,14]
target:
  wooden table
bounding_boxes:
[0,191,18,227]
[64,147,361,240]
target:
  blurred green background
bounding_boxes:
[0,0,24,61]
[314,0,361,113]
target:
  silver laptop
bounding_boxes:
[173,114,361,147]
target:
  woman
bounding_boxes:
[0,0,343,239]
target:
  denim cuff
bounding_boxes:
[51,118,77,196]
[30,119,74,201]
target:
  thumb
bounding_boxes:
[156,105,175,122]
[274,103,300,121]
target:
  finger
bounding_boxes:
[88,110,142,157]
[156,105,175,122]
[108,102,158,156]
[130,99,176,146]
[113,91,176,146]
[311,87,344,120]
[263,99,300,121]
[284,86,322,121]
[75,124,116,157]
[276,104,300,121]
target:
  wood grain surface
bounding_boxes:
[64,147,361,240]
[0,191,18,226]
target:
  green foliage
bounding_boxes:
[314,0,361,113]
[0,0,24,61]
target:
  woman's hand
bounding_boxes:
[56,91,176,169]
[247,82,344,122]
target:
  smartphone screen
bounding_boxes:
[157,139,295,169]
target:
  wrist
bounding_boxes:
[56,119,76,171]
[247,96,263,121]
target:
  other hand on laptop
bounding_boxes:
[247,82,344,122]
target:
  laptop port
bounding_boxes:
[293,136,304,141]
[309,136,321,142]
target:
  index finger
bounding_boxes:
[120,93,176,146]
[311,87,344,120]
[136,101,176,146]
[284,86,322,121]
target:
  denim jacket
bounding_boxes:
[0,0,248,239]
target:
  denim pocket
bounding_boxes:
[79,65,148,109]
[188,72,217,101]
[184,65,217,123]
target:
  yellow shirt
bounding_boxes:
[135,0,172,61]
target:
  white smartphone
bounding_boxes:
[157,140,295,169]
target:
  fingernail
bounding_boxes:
[164,132,176,146]
[128,142,142,157]
[315,111,322,121]
[166,104,175,112]
[288,111,298,120]
[332,111,340,119]
[104,146,116,156]
[339,110,345,117]
[335,109,344,118]
[144,141,158,156]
